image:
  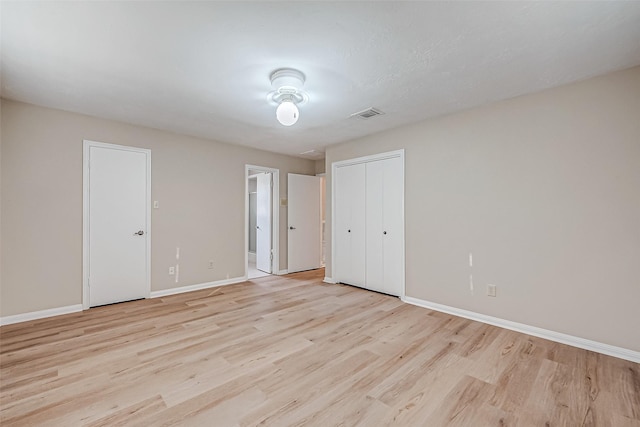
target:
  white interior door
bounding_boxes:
[334,163,366,286]
[86,142,150,307]
[256,172,272,273]
[287,173,322,273]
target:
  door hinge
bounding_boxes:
[270,253,273,260]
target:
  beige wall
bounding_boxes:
[0,100,3,304]
[325,66,640,352]
[315,158,326,175]
[0,100,315,317]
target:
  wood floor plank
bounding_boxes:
[1,268,638,426]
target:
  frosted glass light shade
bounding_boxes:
[276,100,299,126]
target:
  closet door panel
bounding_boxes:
[334,163,366,286]
[382,156,404,296]
[334,165,351,284]
[365,160,385,292]
[349,163,367,286]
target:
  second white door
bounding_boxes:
[288,173,322,273]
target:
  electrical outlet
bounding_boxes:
[487,284,497,297]
[169,266,175,275]
[208,260,214,269]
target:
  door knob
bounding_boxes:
[289,226,296,230]
[134,230,144,236]
[383,231,387,235]
[348,229,351,233]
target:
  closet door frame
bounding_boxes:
[331,149,405,298]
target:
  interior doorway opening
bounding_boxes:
[245,165,280,279]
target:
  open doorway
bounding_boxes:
[246,165,280,279]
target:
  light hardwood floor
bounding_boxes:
[1,269,639,426]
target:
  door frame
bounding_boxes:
[82,140,152,309]
[330,149,405,297]
[255,171,273,274]
[245,165,280,278]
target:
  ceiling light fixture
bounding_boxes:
[276,99,299,126]
[268,68,308,127]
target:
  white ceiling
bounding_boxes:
[2,2,640,159]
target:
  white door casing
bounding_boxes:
[83,140,151,308]
[287,173,322,273]
[256,172,272,273]
[245,165,280,277]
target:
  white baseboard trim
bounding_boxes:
[276,270,289,275]
[402,296,640,364]
[150,276,246,298]
[0,304,84,326]
[323,277,336,284]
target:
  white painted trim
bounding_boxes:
[0,304,84,326]
[277,269,289,275]
[150,276,246,298]
[331,149,405,169]
[245,165,280,279]
[83,140,152,310]
[402,296,640,364]
[330,149,406,298]
[323,277,336,284]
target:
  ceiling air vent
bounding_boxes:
[350,107,384,119]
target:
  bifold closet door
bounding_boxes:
[334,163,366,286]
[365,160,385,293]
[381,156,403,296]
[365,156,403,296]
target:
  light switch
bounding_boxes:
[487,284,497,297]
[153,201,159,209]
